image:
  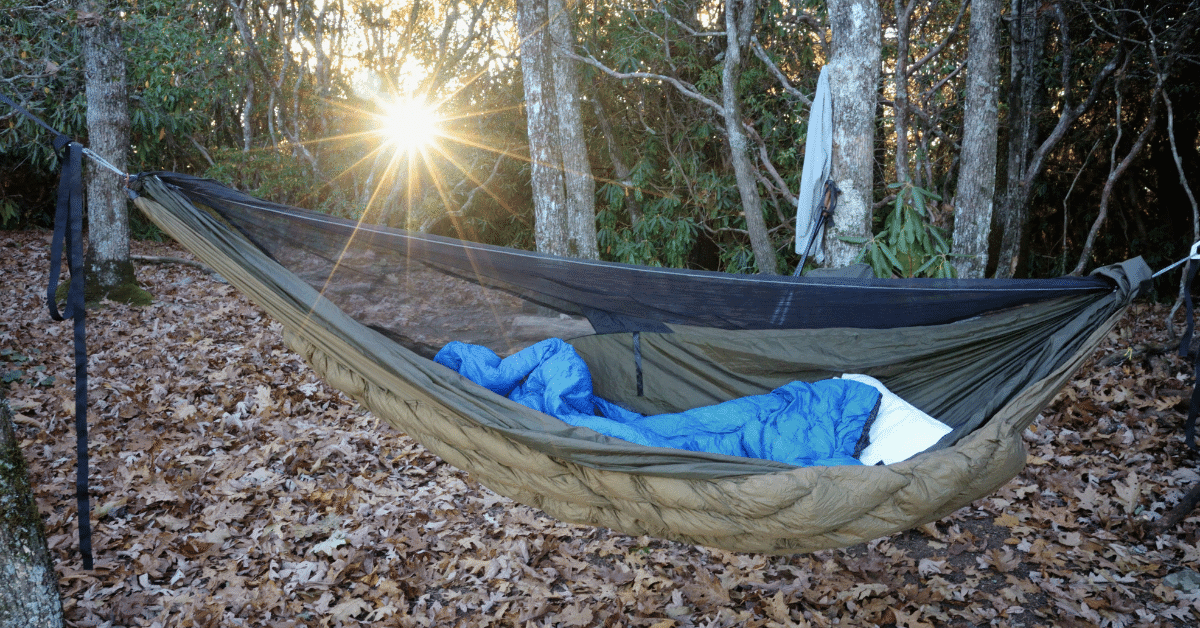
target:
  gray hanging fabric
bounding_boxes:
[794,66,833,264]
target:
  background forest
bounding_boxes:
[1,0,1198,286]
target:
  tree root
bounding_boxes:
[132,254,217,275]
[1155,481,1200,535]
[1098,342,1174,367]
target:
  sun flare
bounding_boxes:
[379,99,440,154]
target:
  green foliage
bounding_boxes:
[0,0,241,229]
[129,211,166,241]
[0,199,19,228]
[848,184,957,279]
[0,2,83,175]
[202,147,356,218]
[579,1,825,273]
[1,1,821,273]
[597,192,698,268]
[1,0,1194,282]
[0,348,52,388]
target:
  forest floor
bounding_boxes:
[2,227,1200,628]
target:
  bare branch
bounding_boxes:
[457,151,507,218]
[563,49,725,114]
[750,37,812,105]
[1060,134,1104,270]
[1139,7,1200,336]
[1164,94,1199,241]
[224,0,319,173]
[1071,76,1162,275]
[891,0,916,183]
[919,59,965,105]
[756,141,797,206]
[1141,12,1200,244]
[1020,47,1121,191]
[188,135,216,168]
[907,0,970,77]
[1063,2,1198,274]
[1154,481,1200,535]
[655,3,724,38]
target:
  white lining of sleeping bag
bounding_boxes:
[842,373,952,465]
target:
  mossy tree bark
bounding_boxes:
[0,396,65,628]
[80,2,148,305]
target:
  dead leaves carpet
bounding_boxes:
[2,229,1198,628]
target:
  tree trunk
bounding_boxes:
[993,0,1045,278]
[548,0,598,260]
[891,0,914,186]
[952,0,1001,278]
[517,0,598,259]
[1071,85,1162,275]
[592,98,642,226]
[722,0,777,274]
[0,396,65,628]
[242,78,254,153]
[80,2,139,300]
[823,0,882,268]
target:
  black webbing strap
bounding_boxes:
[1179,259,1199,451]
[48,138,92,569]
[0,92,61,136]
[632,332,643,397]
[2,92,94,568]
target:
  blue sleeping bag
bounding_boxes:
[434,338,879,467]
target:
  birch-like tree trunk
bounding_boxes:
[80,2,136,297]
[721,0,777,274]
[1,397,64,628]
[548,0,597,259]
[823,0,881,268]
[517,0,598,259]
[952,0,1001,278]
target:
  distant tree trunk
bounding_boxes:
[993,0,1045,278]
[592,98,642,226]
[517,0,598,259]
[952,0,1001,278]
[0,397,65,628]
[721,0,777,274]
[1070,80,1162,275]
[823,0,881,268]
[80,2,138,300]
[242,78,254,153]
[891,0,914,186]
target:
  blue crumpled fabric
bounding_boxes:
[434,338,879,467]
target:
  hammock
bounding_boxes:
[129,172,1149,554]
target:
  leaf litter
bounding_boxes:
[2,229,1199,627]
